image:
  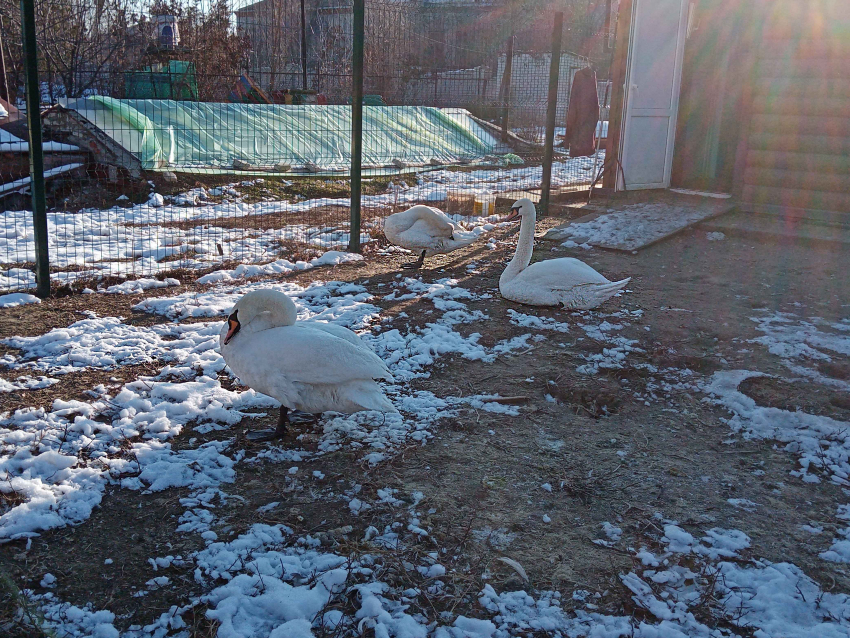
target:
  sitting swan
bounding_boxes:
[220,289,396,441]
[383,205,478,269]
[500,198,630,309]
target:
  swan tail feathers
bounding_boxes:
[348,380,399,414]
[587,277,631,306]
[360,391,399,414]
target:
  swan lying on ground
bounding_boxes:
[220,289,396,441]
[383,205,479,269]
[500,198,630,309]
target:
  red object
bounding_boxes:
[564,66,600,157]
[316,93,328,105]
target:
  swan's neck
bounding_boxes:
[501,212,536,283]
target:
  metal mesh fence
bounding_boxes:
[0,0,615,293]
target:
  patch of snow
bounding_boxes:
[101,278,180,295]
[704,369,850,563]
[0,292,40,308]
[507,309,570,333]
[0,375,58,393]
[750,311,850,390]
[196,251,362,285]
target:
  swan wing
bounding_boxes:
[232,325,392,386]
[420,207,457,235]
[516,258,612,289]
[386,206,454,237]
[301,320,367,349]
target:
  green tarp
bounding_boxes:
[124,61,198,101]
[57,98,502,172]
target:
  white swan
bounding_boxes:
[383,205,478,269]
[499,198,630,309]
[220,289,396,441]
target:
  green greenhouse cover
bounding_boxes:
[58,97,501,172]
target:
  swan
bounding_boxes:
[220,289,396,441]
[499,198,630,309]
[383,205,478,269]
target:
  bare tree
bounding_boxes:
[0,0,246,103]
[0,0,134,99]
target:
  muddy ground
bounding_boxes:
[1,209,848,635]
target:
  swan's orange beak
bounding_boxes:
[223,314,240,345]
[505,207,521,222]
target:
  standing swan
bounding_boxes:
[500,199,630,309]
[383,205,478,269]
[220,289,396,442]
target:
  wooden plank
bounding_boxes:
[543,199,733,252]
[747,132,850,155]
[749,114,850,138]
[741,184,850,214]
[757,59,850,79]
[759,1,849,41]
[751,95,850,118]
[753,78,850,99]
[759,38,850,60]
[745,149,850,174]
[743,166,850,194]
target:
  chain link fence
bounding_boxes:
[0,0,615,293]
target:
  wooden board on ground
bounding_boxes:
[541,191,734,251]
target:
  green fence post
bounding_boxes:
[348,0,365,253]
[499,34,514,143]
[540,12,564,216]
[20,0,49,297]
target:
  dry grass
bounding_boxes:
[0,570,52,638]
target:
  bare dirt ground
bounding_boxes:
[0,211,848,636]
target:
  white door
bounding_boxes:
[618,0,691,190]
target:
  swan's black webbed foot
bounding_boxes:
[401,250,427,270]
[246,406,293,441]
[289,409,319,425]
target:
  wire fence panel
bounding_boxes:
[0,0,615,294]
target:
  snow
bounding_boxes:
[507,309,570,333]
[703,367,850,562]
[749,311,850,390]
[602,522,622,542]
[196,251,363,284]
[101,277,180,294]
[0,292,41,308]
[472,542,850,638]
[0,375,58,393]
